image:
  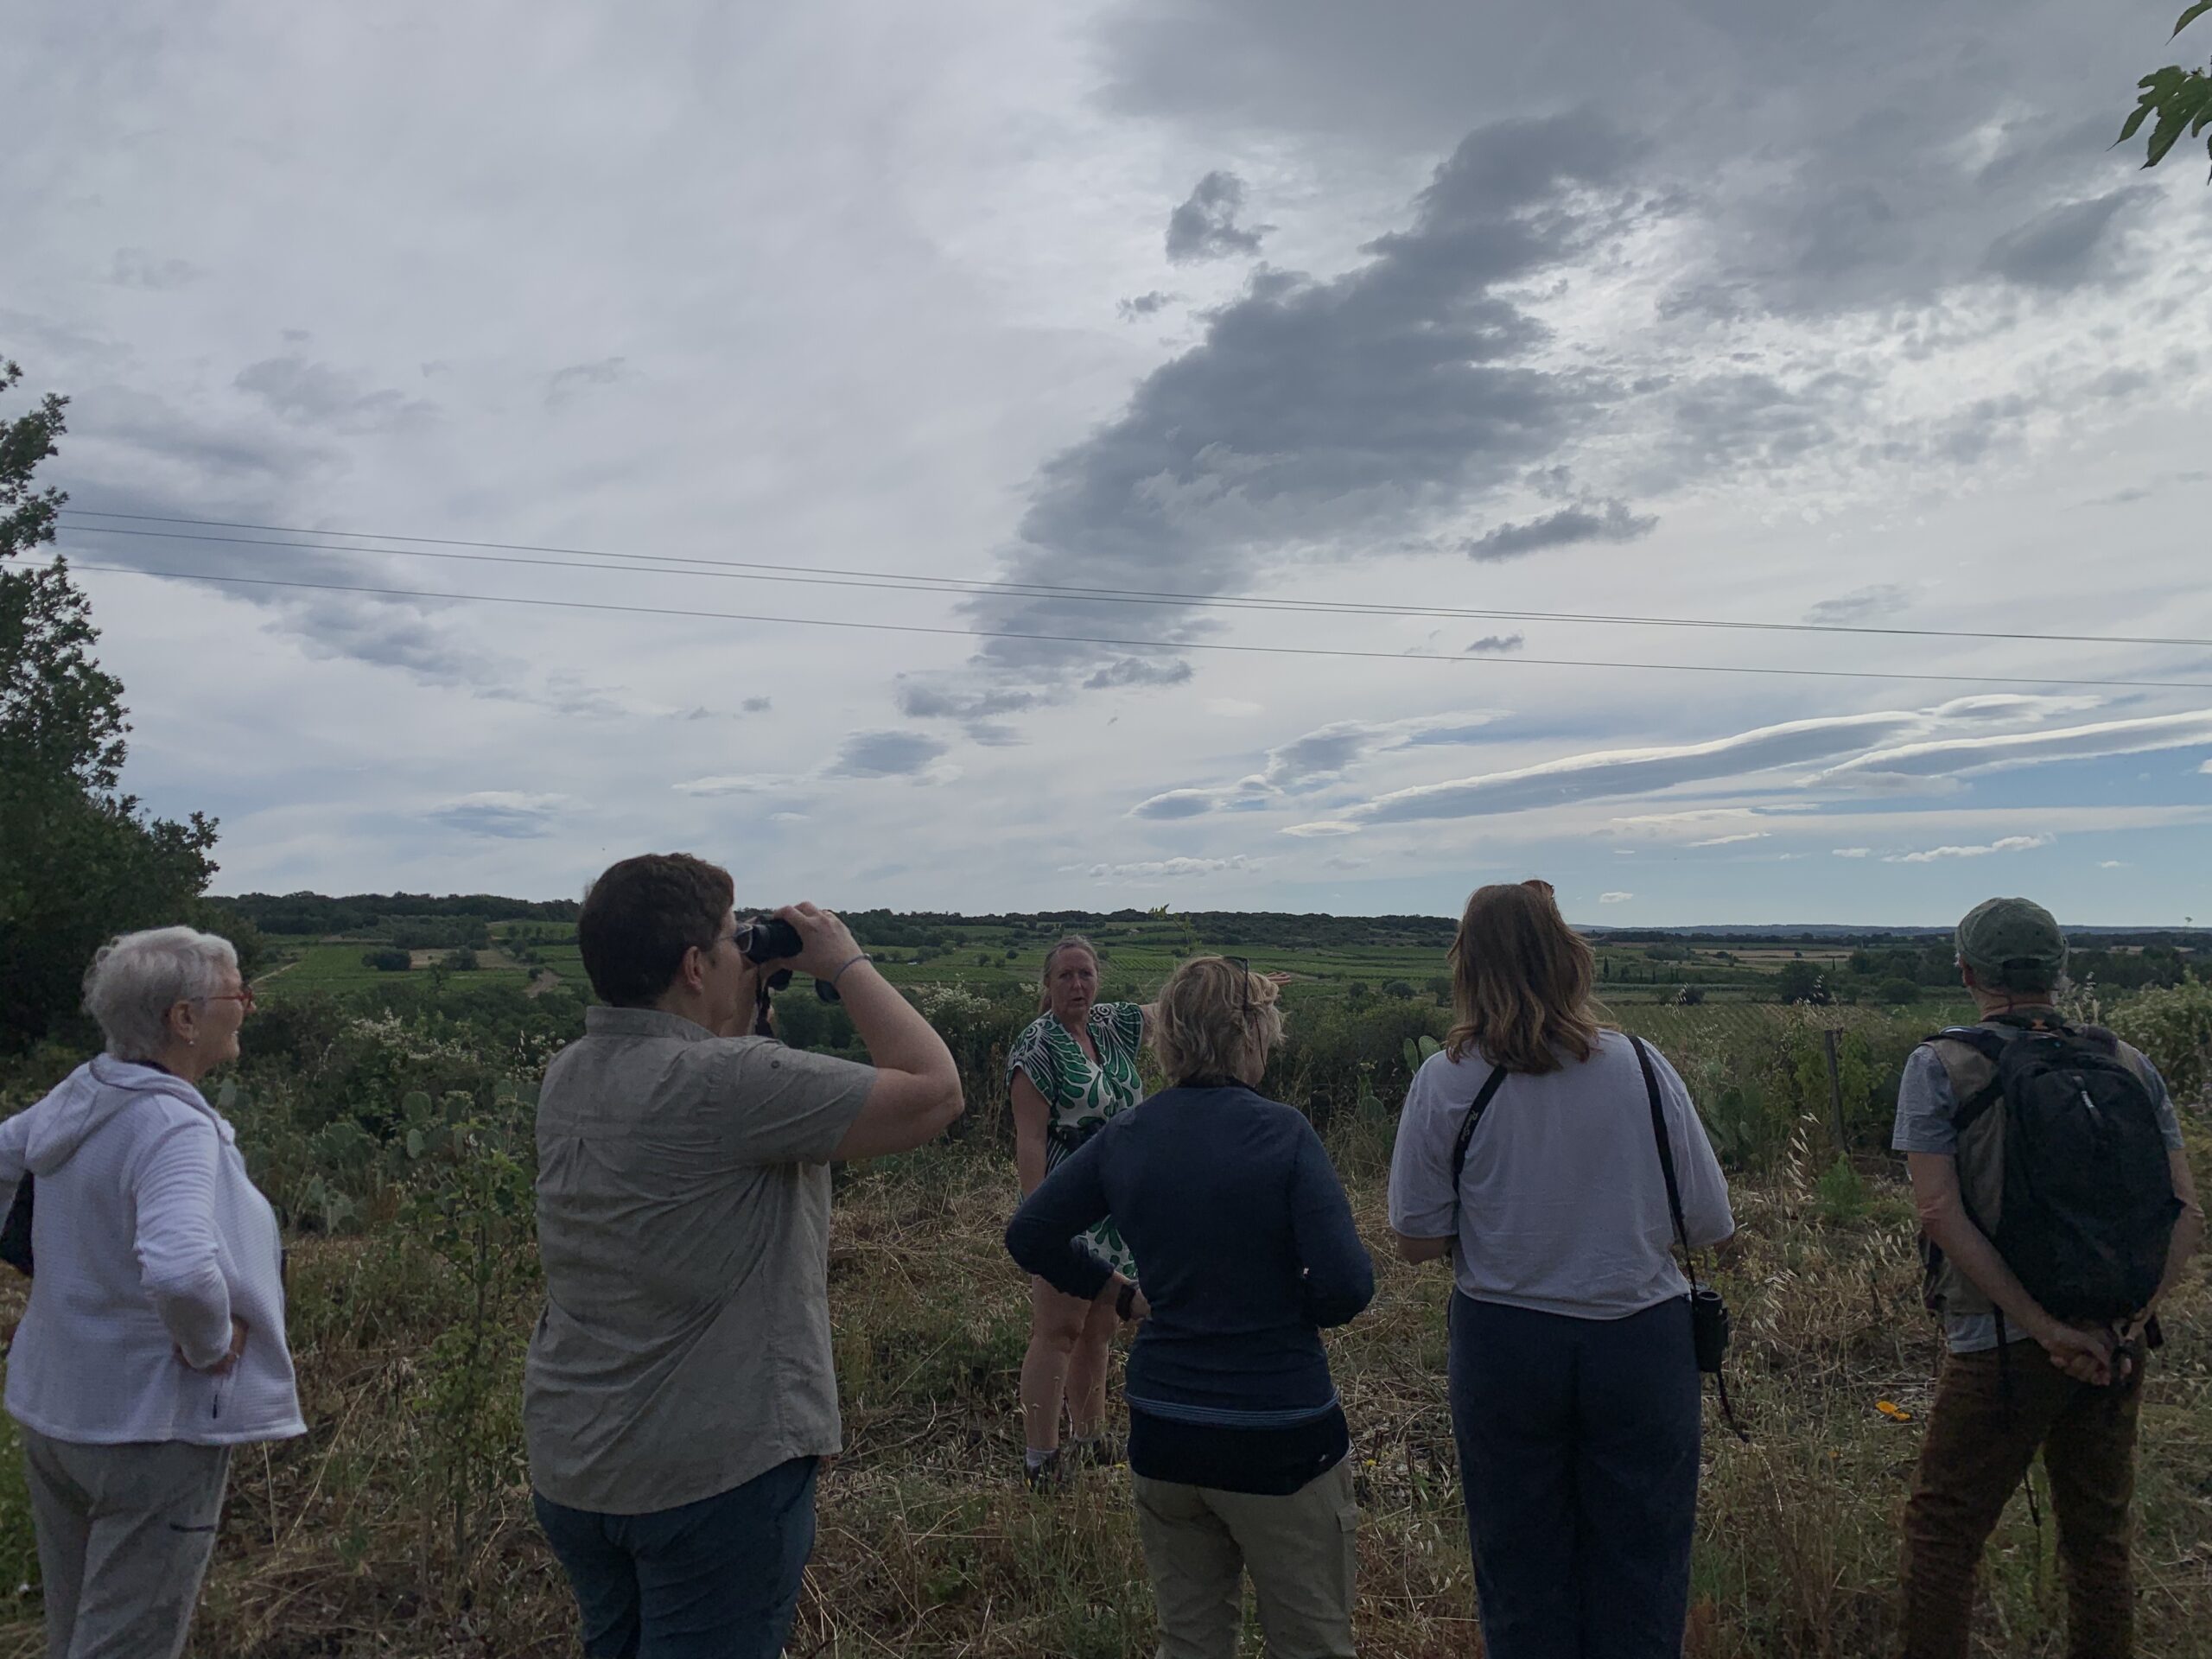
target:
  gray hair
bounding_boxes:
[82,927,239,1062]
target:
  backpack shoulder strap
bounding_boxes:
[1448,1063,1510,1191]
[1924,1027,2007,1132]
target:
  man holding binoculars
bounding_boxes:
[524,853,963,1659]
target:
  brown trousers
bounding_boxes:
[1899,1339,2143,1659]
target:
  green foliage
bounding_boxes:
[0,366,224,1052]
[444,946,480,972]
[361,948,411,973]
[2120,4,2212,174]
[1877,977,1922,1006]
[1815,1155,1871,1225]
[396,1084,538,1569]
[2107,977,2212,1104]
[1775,962,1831,1006]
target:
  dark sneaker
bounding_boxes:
[1024,1450,1070,1495]
[1072,1433,1122,1468]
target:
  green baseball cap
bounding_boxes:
[1955,897,2067,991]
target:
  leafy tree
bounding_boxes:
[1775,961,1832,1006]
[2120,3,2212,175]
[0,361,225,1049]
[363,949,413,973]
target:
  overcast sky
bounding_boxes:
[6,1,2210,925]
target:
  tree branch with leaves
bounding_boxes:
[2120,2,2212,175]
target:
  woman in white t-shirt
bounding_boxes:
[1387,880,1732,1659]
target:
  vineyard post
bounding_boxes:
[1821,1026,1847,1151]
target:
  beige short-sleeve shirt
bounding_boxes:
[524,1006,873,1515]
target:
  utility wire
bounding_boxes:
[44,557,2212,692]
[55,508,2212,652]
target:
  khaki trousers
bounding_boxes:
[19,1426,232,1659]
[1132,1459,1357,1659]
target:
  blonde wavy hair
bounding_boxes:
[1154,956,1282,1084]
[1446,881,1605,1075]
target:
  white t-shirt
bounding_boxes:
[1388,1029,1734,1319]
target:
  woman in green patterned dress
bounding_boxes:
[1009,936,1150,1491]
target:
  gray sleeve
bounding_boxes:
[2133,1053,2185,1151]
[1649,1046,1734,1250]
[1387,1059,1460,1240]
[717,1041,874,1166]
[1892,1046,1960,1155]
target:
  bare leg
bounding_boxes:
[1021,1278,1090,1454]
[1066,1294,1119,1440]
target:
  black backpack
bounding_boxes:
[1937,1020,2180,1323]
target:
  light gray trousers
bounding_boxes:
[19,1426,231,1659]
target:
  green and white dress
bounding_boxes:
[1007,1002,1147,1280]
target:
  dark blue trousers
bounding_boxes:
[533,1456,819,1659]
[1448,1294,1701,1659]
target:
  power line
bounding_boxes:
[45,557,2212,692]
[55,508,2212,652]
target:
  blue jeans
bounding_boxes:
[533,1457,819,1659]
[1447,1294,1700,1659]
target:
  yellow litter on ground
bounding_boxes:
[1876,1399,1913,1422]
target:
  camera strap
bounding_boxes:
[1630,1035,1747,1441]
[1445,1064,1511,1262]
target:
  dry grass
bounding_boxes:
[0,1123,2202,1658]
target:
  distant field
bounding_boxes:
[250,916,1942,1009]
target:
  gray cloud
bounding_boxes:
[964,113,1637,685]
[547,356,627,405]
[1983,191,2139,289]
[1166,171,1268,262]
[1083,657,1195,690]
[1118,290,1177,320]
[1818,710,2212,783]
[1803,584,1911,626]
[1129,788,1217,820]
[234,355,431,432]
[1465,498,1655,562]
[1313,710,1926,827]
[1132,709,1503,818]
[1465,632,1524,653]
[822,729,950,779]
[895,681,1040,720]
[741,696,772,713]
[108,249,198,290]
[426,792,568,839]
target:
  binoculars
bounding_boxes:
[736,916,842,1003]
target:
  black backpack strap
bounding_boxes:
[1449,1064,1510,1192]
[1630,1035,1694,1265]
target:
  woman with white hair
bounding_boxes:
[0,926,303,1659]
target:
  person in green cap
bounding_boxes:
[1891,896,2202,1658]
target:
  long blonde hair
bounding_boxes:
[1154,957,1282,1084]
[1036,936,1100,1014]
[1446,882,1603,1075]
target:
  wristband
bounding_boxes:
[829,952,873,987]
[1116,1281,1138,1322]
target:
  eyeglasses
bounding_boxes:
[205,985,256,1014]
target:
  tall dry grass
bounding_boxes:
[0,1117,2202,1656]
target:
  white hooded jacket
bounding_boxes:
[0,1056,304,1446]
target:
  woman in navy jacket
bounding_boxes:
[1006,957,1373,1659]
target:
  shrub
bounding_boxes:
[445,947,480,972]
[2107,979,2212,1105]
[362,949,410,973]
[1877,977,1921,1006]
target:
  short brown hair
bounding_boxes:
[1446,881,1604,1075]
[1154,957,1283,1084]
[578,853,734,1007]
